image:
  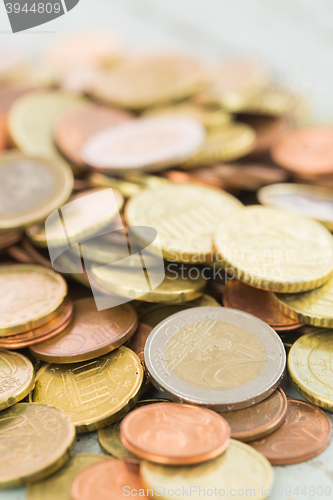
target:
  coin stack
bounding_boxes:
[0,31,333,499]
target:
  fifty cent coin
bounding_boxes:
[30,298,138,363]
[144,307,286,411]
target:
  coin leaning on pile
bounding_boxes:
[0,32,333,498]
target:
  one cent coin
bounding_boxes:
[288,329,333,411]
[223,280,303,331]
[214,205,333,293]
[71,459,145,500]
[250,399,332,464]
[54,102,133,168]
[30,298,138,363]
[0,403,75,488]
[271,126,333,176]
[0,349,35,410]
[145,307,286,411]
[32,346,143,432]
[220,387,287,442]
[81,115,205,173]
[120,402,231,464]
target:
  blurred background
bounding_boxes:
[1,0,333,120]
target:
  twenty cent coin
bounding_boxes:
[250,399,331,464]
[120,402,231,464]
[144,307,286,411]
[32,346,143,432]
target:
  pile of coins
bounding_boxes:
[1,32,333,499]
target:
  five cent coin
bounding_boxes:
[120,402,231,464]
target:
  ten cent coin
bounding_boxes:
[144,307,286,411]
[0,403,75,488]
[0,349,35,410]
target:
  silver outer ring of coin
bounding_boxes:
[144,306,286,411]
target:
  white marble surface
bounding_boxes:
[1,1,333,498]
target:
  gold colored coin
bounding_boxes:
[141,439,274,500]
[98,399,168,459]
[0,349,35,410]
[26,453,107,500]
[233,85,304,116]
[288,329,333,411]
[0,403,76,489]
[90,54,209,110]
[32,346,143,433]
[92,265,206,303]
[274,276,333,328]
[181,123,256,168]
[214,206,333,293]
[0,264,67,336]
[143,102,231,130]
[8,91,81,173]
[0,151,73,230]
[26,187,124,248]
[125,183,243,263]
[134,294,220,327]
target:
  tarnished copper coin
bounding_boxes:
[126,323,153,392]
[220,388,287,442]
[223,280,304,331]
[0,298,73,349]
[54,102,133,168]
[120,402,231,464]
[250,398,332,464]
[272,126,333,176]
[30,298,138,363]
[71,459,145,500]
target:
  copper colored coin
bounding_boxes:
[71,459,145,500]
[54,102,133,168]
[250,398,332,464]
[126,323,153,392]
[0,297,73,349]
[223,280,303,331]
[240,114,290,155]
[220,388,287,442]
[0,230,22,250]
[30,298,138,363]
[272,126,333,176]
[120,402,231,464]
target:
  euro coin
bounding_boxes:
[274,276,333,328]
[0,264,67,336]
[32,346,143,432]
[125,183,242,263]
[144,307,285,411]
[81,116,205,173]
[214,206,333,293]
[30,298,138,363]
[141,439,274,500]
[0,403,75,488]
[288,329,333,410]
[0,152,73,229]
[0,349,35,410]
